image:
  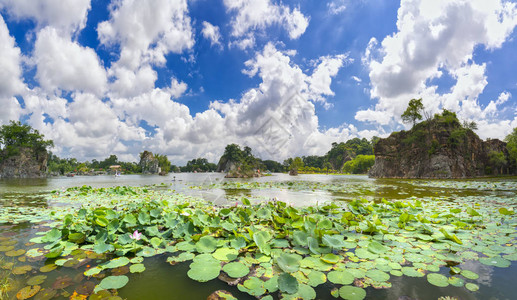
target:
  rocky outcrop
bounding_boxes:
[0,147,48,178]
[139,151,159,174]
[369,112,512,178]
[216,156,239,173]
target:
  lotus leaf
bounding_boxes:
[292,231,310,247]
[223,262,249,278]
[238,277,266,297]
[278,273,299,294]
[253,231,272,255]
[6,249,26,257]
[427,273,449,287]
[327,270,354,285]
[101,257,130,269]
[307,270,326,287]
[321,253,341,264]
[213,247,239,261]
[277,253,302,273]
[188,259,221,282]
[130,256,144,264]
[367,241,387,254]
[263,276,279,293]
[365,269,390,282]
[390,270,403,277]
[230,236,246,250]
[42,229,61,243]
[465,282,479,292]
[322,235,346,249]
[196,236,218,253]
[52,276,74,289]
[0,245,15,252]
[13,265,32,275]
[16,285,41,300]
[33,288,57,300]
[338,286,366,300]
[129,263,145,273]
[503,253,517,261]
[94,275,129,293]
[460,269,479,280]
[479,256,511,268]
[27,275,47,285]
[84,267,102,276]
[207,290,238,300]
[401,267,425,277]
[448,276,464,287]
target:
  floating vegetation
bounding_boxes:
[0,179,516,299]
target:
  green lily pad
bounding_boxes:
[238,277,266,297]
[94,275,129,293]
[213,247,239,261]
[278,273,299,294]
[367,241,387,254]
[460,269,479,280]
[188,259,221,282]
[401,267,425,277]
[223,262,250,278]
[327,270,354,285]
[33,288,57,300]
[365,269,389,282]
[101,257,130,269]
[465,282,479,292]
[307,270,326,287]
[6,249,26,257]
[339,285,366,300]
[84,267,103,276]
[129,263,145,273]
[13,265,32,275]
[479,256,511,268]
[27,275,47,285]
[321,253,341,264]
[196,236,218,253]
[16,285,41,300]
[277,253,302,273]
[448,276,464,287]
[253,231,272,256]
[427,273,449,287]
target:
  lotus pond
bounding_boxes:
[0,174,516,300]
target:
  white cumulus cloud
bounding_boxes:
[201,21,222,47]
[34,27,107,96]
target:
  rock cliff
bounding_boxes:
[369,111,512,178]
[139,151,160,174]
[0,147,48,178]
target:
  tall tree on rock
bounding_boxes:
[401,98,424,127]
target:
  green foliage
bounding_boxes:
[505,127,517,166]
[401,98,424,126]
[489,151,507,175]
[180,158,217,172]
[155,154,171,174]
[448,128,467,148]
[342,155,375,174]
[0,120,53,159]
[289,157,304,172]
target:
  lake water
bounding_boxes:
[0,173,515,300]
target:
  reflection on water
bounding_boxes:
[0,174,516,299]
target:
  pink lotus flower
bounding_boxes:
[130,230,142,241]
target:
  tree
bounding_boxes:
[488,151,507,175]
[323,161,332,175]
[0,121,53,157]
[155,154,171,174]
[401,98,424,127]
[289,157,304,173]
[462,120,478,131]
[505,127,517,167]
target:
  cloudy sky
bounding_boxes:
[1,0,516,164]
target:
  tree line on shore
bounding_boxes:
[2,117,517,176]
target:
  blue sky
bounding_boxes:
[0,0,516,164]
